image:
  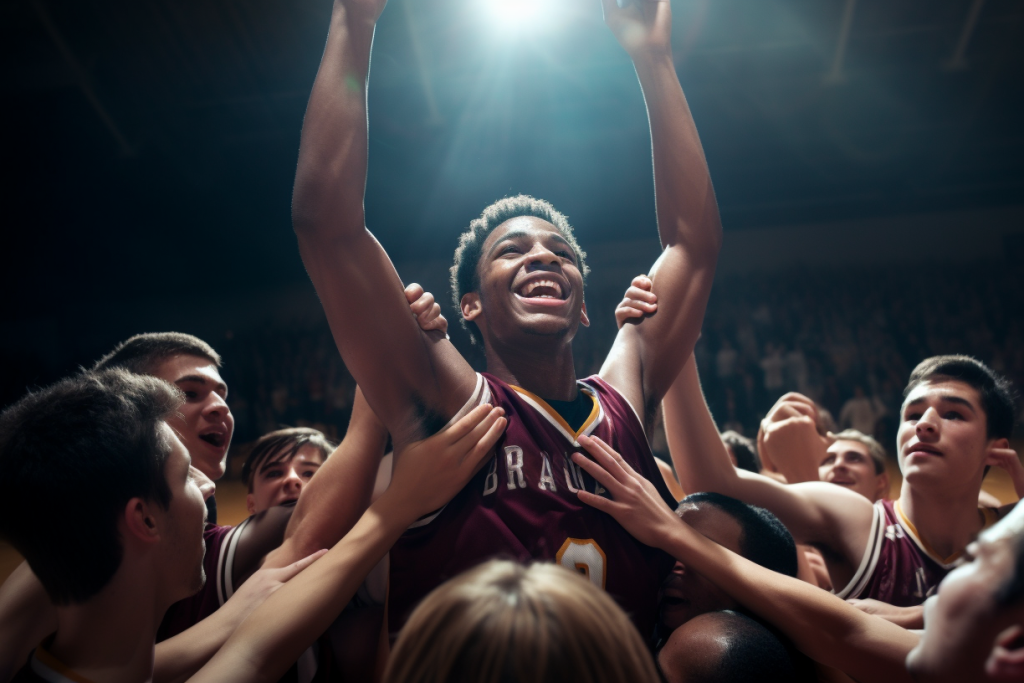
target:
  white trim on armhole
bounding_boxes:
[833,501,884,600]
[407,374,490,530]
[217,517,251,605]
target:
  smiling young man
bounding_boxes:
[661,351,1019,627]
[291,0,721,638]
[819,430,889,503]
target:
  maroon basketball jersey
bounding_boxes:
[835,499,999,606]
[157,522,233,641]
[388,373,676,640]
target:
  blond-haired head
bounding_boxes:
[385,560,659,683]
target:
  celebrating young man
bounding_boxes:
[291,0,721,637]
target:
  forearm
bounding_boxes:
[292,2,376,237]
[663,356,739,495]
[264,396,389,568]
[154,598,252,683]
[634,53,721,259]
[659,524,916,683]
[192,496,412,683]
[0,563,55,683]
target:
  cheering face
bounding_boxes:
[154,423,209,604]
[659,504,743,631]
[152,354,235,481]
[906,504,1024,682]
[897,380,990,490]
[463,216,587,349]
[246,445,325,515]
[819,440,887,502]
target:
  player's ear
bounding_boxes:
[984,438,1012,466]
[246,493,257,515]
[124,497,160,544]
[580,300,590,328]
[461,292,482,322]
[987,624,1024,682]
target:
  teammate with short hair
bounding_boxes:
[820,429,890,503]
[292,0,721,638]
[0,369,323,683]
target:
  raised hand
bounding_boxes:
[601,0,672,58]
[405,283,448,336]
[757,392,833,482]
[614,275,658,329]
[388,404,507,522]
[572,434,679,549]
[988,446,1024,499]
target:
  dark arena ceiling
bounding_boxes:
[3,0,1022,313]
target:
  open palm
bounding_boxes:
[602,0,673,57]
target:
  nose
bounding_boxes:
[283,467,303,494]
[524,242,561,271]
[915,407,940,439]
[203,392,231,420]
[671,561,686,576]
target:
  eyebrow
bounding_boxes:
[175,374,229,397]
[487,229,572,257]
[258,456,323,474]
[904,395,977,413]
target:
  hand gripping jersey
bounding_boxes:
[388,373,676,640]
[835,498,999,606]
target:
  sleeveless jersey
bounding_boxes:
[157,522,234,641]
[388,373,676,640]
[835,498,999,605]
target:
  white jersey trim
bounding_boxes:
[217,517,251,605]
[833,500,884,600]
[407,374,490,530]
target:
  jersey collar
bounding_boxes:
[509,382,603,446]
[31,647,99,683]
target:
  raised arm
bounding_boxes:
[189,404,507,683]
[599,0,723,425]
[572,436,918,683]
[663,353,874,585]
[292,0,475,444]
[263,388,388,569]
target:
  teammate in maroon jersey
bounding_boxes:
[623,280,1019,628]
[291,0,722,639]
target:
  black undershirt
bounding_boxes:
[545,389,593,433]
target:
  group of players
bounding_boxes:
[2,0,1023,681]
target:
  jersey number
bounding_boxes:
[556,538,607,589]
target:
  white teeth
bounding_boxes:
[519,279,562,298]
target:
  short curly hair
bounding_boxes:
[450,195,589,344]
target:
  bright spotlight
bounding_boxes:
[486,0,544,30]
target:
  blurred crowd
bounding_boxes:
[218,263,1024,454]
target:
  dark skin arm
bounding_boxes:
[598,0,723,429]
[292,0,476,446]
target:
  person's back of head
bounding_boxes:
[0,369,182,604]
[385,560,659,683]
[657,610,801,683]
[92,331,221,375]
[720,430,761,473]
[680,492,798,578]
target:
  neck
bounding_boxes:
[484,336,578,401]
[47,557,165,683]
[898,478,984,561]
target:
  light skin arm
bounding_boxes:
[0,563,54,683]
[598,0,723,428]
[757,393,834,485]
[292,0,475,445]
[262,387,388,569]
[189,405,507,683]
[572,435,918,683]
[662,352,874,579]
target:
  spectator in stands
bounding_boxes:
[839,385,886,438]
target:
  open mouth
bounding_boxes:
[907,443,942,458]
[515,279,567,301]
[199,432,225,449]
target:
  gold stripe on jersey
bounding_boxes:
[509,383,603,445]
[894,500,999,568]
[31,647,97,683]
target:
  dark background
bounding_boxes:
[3,0,1023,440]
